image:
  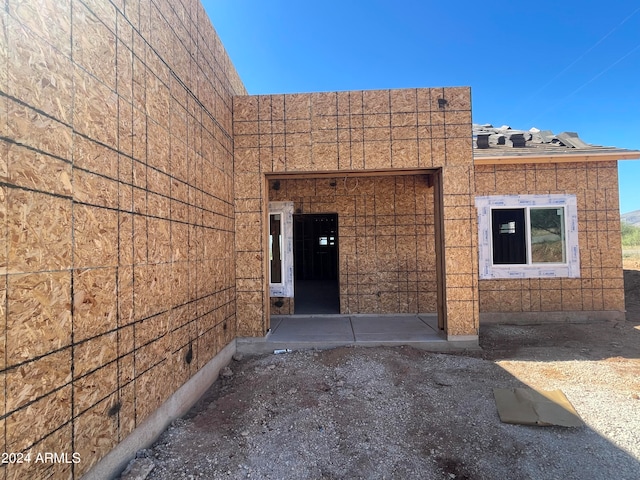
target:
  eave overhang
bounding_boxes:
[473,150,640,165]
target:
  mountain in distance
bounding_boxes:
[621,210,640,227]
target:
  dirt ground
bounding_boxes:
[123,267,640,480]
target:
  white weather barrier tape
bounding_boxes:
[269,201,295,297]
[475,194,580,279]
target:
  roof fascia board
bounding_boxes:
[474,151,640,165]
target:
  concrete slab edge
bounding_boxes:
[81,341,237,480]
[236,339,476,355]
[445,335,480,349]
[236,340,354,355]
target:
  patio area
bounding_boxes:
[236,314,478,354]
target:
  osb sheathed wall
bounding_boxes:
[1,0,244,478]
[269,176,437,315]
[233,88,479,338]
[475,161,625,315]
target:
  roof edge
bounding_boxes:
[474,150,640,165]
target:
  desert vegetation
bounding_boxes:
[622,221,640,269]
[621,221,640,247]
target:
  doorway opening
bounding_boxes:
[293,213,339,314]
[265,170,445,334]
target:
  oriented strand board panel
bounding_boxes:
[269,176,437,315]
[475,161,625,317]
[2,0,245,476]
[234,88,478,337]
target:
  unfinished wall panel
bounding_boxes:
[2,0,245,477]
[6,271,72,364]
[269,176,437,315]
[475,161,625,318]
[234,88,477,338]
[7,189,73,273]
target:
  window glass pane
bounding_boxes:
[530,207,565,263]
[270,214,282,283]
[492,209,527,264]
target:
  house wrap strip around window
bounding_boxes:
[475,194,580,279]
[269,202,295,297]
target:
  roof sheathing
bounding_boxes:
[472,124,640,165]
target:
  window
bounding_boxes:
[476,195,580,279]
[268,202,294,297]
[269,214,282,283]
[491,207,566,265]
[529,207,566,264]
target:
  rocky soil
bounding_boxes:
[121,270,640,480]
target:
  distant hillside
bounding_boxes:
[622,210,640,227]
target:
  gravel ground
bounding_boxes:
[122,271,640,480]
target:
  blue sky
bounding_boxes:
[202,1,640,213]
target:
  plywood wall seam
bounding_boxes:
[387,90,393,169]
[73,160,123,184]
[67,81,78,458]
[1,377,71,421]
[72,388,118,423]
[200,99,233,142]
[202,186,235,205]
[0,340,71,378]
[140,43,230,140]
[7,416,73,454]
[1,134,74,168]
[0,88,74,131]
[132,355,167,382]
[76,0,118,33]
[152,0,191,47]
[73,123,124,155]
[0,182,73,205]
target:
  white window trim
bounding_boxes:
[475,194,580,279]
[268,201,294,297]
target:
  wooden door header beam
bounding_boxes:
[265,168,439,180]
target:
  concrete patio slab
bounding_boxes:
[418,314,439,330]
[235,314,477,354]
[269,315,354,341]
[350,315,440,342]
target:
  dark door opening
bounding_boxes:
[293,213,339,314]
